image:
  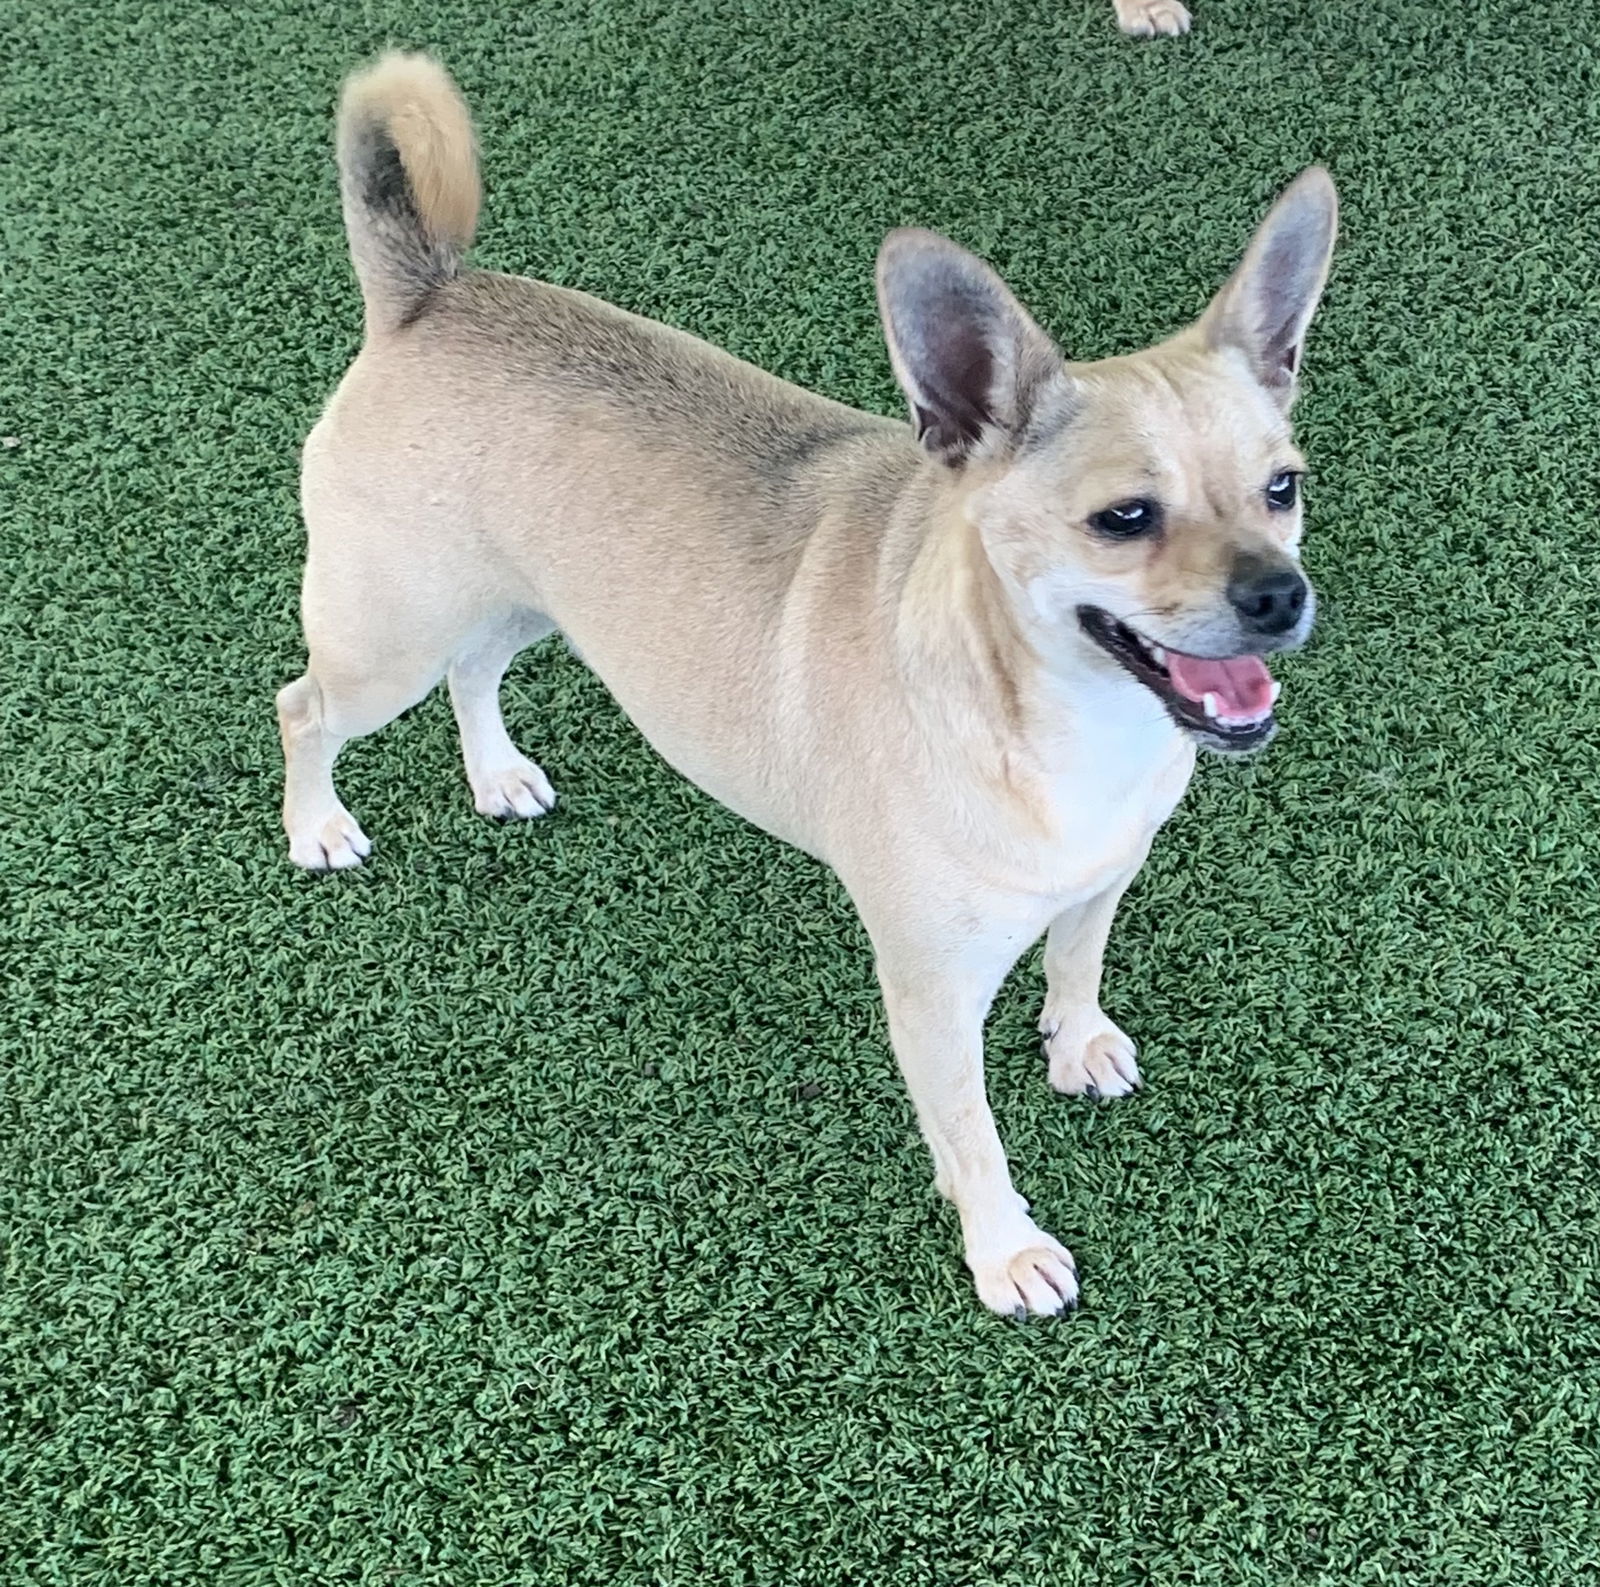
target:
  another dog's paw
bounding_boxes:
[1042,1014,1141,1099]
[288,806,372,871]
[968,1228,1080,1318]
[1114,0,1192,37]
[471,757,557,820]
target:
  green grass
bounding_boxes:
[5,0,1600,1580]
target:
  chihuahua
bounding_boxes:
[279,54,1336,1315]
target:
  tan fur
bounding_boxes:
[335,53,479,333]
[278,55,1337,1315]
[345,53,479,244]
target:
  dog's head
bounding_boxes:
[877,170,1338,754]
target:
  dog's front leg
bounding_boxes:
[1038,850,1149,1099]
[875,941,1078,1317]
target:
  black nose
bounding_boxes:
[1227,556,1309,636]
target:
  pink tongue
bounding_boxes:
[1166,652,1275,716]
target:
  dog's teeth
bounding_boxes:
[1269,680,1283,705]
[1202,692,1221,719]
[1151,646,1167,666]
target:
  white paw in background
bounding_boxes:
[470,757,558,820]
[1115,0,1193,38]
[1042,1013,1142,1099]
[288,806,372,871]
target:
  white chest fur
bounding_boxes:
[1015,672,1197,907]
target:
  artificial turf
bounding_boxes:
[5,0,1600,1580]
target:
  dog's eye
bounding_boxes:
[1266,471,1300,512]
[1089,499,1162,539]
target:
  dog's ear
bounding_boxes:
[1200,167,1338,406]
[877,230,1061,465]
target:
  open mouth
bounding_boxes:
[1077,606,1281,753]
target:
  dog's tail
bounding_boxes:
[335,52,480,334]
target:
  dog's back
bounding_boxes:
[328,52,901,524]
[304,55,928,848]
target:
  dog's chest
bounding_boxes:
[1025,716,1196,903]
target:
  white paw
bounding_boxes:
[288,806,372,871]
[1042,1013,1141,1099]
[471,757,557,820]
[967,1223,1080,1318]
[1115,0,1192,37]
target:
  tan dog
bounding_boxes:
[1114,0,1192,36]
[279,54,1336,1316]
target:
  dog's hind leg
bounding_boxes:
[278,556,479,870]
[279,672,366,871]
[278,657,446,871]
[447,611,559,819]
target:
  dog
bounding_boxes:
[278,53,1336,1316]
[1115,0,1192,36]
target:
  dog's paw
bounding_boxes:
[968,1228,1080,1318]
[288,806,372,871]
[471,757,557,820]
[1114,0,1192,37]
[1042,1014,1141,1099]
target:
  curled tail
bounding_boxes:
[335,52,480,334]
